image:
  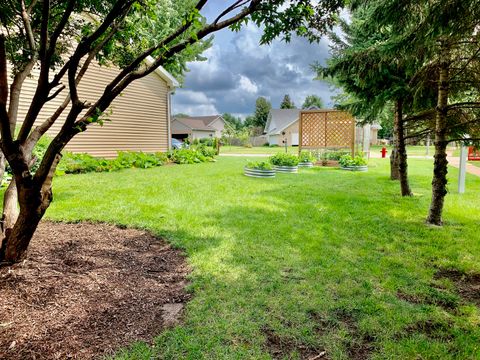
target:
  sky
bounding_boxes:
[171,1,337,119]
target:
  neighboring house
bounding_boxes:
[9,57,178,158]
[264,109,381,146]
[171,115,226,140]
[264,109,301,146]
[356,123,382,146]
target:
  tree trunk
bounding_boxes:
[390,136,400,180]
[2,206,43,263]
[394,99,412,196]
[0,155,60,264]
[1,179,19,234]
[0,152,6,185]
[427,42,450,226]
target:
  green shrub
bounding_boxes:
[195,144,217,158]
[115,151,164,169]
[339,155,368,167]
[57,150,189,175]
[324,150,350,161]
[269,153,299,166]
[199,137,214,146]
[168,148,215,164]
[299,151,316,163]
[246,161,273,170]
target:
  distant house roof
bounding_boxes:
[264,109,301,135]
[173,115,223,131]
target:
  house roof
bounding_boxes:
[265,109,301,135]
[173,115,222,131]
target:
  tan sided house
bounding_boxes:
[9,57,178,158]
[171,115,226,140]
[264,109,381,146]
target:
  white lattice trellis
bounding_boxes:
[299,110,355,154]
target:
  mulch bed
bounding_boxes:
[0,222,190,359]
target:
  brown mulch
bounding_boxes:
[0,222,190,359]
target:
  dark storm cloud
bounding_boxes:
[172,3,335,117]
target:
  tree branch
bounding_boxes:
[108,0,261,99]
[46,85,65,102]
[104,0,210,96]
[0,35,13,148]
[26,21,122,152]
[20,0,36,51]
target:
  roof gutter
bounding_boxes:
[145,56,180,90]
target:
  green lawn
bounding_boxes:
[45,157,480,359]
[370,145,434,157]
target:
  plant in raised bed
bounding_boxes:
[298,151,316,167]
[269,153,300,173]
[339,154,368,171]
[244,161,276,178]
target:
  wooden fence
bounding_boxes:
[299,110,356,155]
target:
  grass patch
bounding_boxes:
[42,157,480,359]
[221,145,298,154]
[370,145,434,157]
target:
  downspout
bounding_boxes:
[167,90,172,151]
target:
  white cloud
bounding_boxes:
[172,90,219,115]
[238,75,258,94]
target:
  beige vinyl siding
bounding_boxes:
[274,121,299,146]
[192,130,215,139]
[10,59,170,158]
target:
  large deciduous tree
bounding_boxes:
[0,0,343,264]
[253,96,272,129]
[302,95,324,109]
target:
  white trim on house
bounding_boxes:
[146,56,180,90]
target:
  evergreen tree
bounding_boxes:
[280,94,296,109]
[358,0,480,225]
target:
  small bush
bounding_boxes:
[57,149,213,175]
[57,153,109,174]
[168,148,215,164]
[269,153,299,166]
[199,137,214,147]
[339,155,368,167]
[299,151,315,163]
[246,161,273,171]
[195,144,217,158]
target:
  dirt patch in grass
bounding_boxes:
[0,221,190,359]
[402,319,454,341]
[434,269,480,307]
[263,327,327,360]
[332,308,375,360]
[397,288,459,310]
[307,309,375,360]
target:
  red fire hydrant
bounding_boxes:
[381,147,388,158]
